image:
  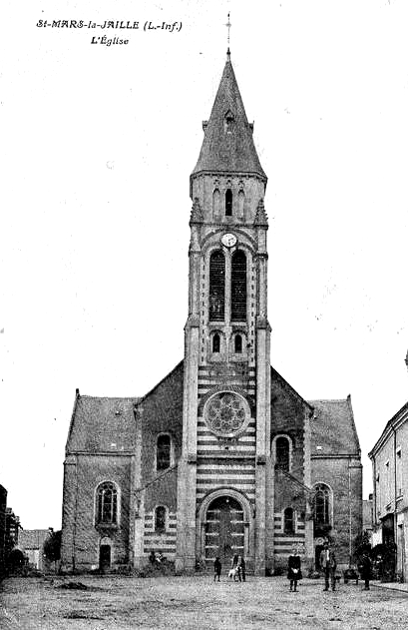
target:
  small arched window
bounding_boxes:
[275,436,290,471]
[313,484,331,526]
[284,507,294,534]
[212,333,220,353]
[157,435,171,471]
[231,250,247,321]
[155,506,166,533]
[234,334,242,354]
[212,188,221,217]
[225,189,233,216]
[238,189,245,219]
[96,482,118,525]
[209,251,225,321]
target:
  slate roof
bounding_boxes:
[271,366,313,411]
[65,369,360,459]
[309,397,360,456]
[66,394,140,454]
[135,360,184,406]
[191,52,267,181]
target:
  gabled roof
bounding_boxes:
[135,360,184,406]
[191,52,267,181]
[271,366,313,412]
[66,395,140,454]
[309,396,360,456]
[65,363,184,455]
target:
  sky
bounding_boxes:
[1,0,407,530]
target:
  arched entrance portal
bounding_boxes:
[205,496,245,564]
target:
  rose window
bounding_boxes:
[204,392,250,437]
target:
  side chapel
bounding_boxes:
[61,50,362,575]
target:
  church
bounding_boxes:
[61,50,362,576]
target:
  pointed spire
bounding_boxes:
[191,56,267,181]
[190,197,204,225]
[254,199,268,227]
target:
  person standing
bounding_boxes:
[320,541,337,591]
[359,551,372,590]
[287,547,302,592]
[213,557,222,582]
[237,555,246,582]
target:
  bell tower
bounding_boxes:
[175,50,272,575]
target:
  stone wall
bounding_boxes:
[312,456,362,568]
[138,362,183,563]
[61,454,133,571]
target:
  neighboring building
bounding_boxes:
[62,396,139,571]
[5,508,21,548]
[310,398,362,568]
[0,485,7,572]
[3,508,23,571]
[61,50,362,575]
[369,400,408,581]
[19,529,52,571]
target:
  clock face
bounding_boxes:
[221,233,237,248]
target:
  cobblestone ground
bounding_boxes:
[1,575,407,630]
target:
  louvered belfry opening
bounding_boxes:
[212,333,221,353]
[231,250,247,321]
[209,251,225,321]
[225,189,233,216]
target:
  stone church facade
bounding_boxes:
[61,52,362,575]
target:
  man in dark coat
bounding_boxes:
[359,551,372,590]
[320,541,337,591]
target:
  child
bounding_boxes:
[213,556,221,582]
[287,547,302,592]
[237,555,246,582]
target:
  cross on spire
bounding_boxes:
[225,12,232,54]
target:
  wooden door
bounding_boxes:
[99,544,111,571]
[205,496,245,565]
